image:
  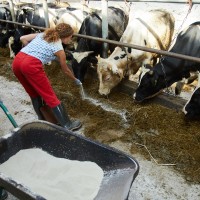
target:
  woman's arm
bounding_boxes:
[20,33,39,46]
[55,50,76,81]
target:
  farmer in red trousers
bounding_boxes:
[12,23,82,131]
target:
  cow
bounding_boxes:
[8,5,59,58]
[70,6,129,82]
[9,27,34,58]
[183,81,200,119]
[0,6,13,30]
[57,9,88,35]
[134,21,200,102]
[15,5,57,28]
[56,8,90,51]
[0,6,14,47]
[97,9,175,96]
[0,29,14,48]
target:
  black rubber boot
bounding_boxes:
[31,97,45,120]
[52,103,82,131]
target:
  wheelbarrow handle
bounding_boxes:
[0,98,18,128]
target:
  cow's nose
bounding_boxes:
[98,89,109,96]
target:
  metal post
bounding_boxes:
[101,0,108,58]
[8,0,15,22]
[43,0,50,28]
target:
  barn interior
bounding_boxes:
[0,0,200,199]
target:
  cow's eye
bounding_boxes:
[104,75,111,81]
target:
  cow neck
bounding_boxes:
[158,57,182,93]
[121,46,129,71]
[158,57,170,89]
[110,46,129,68]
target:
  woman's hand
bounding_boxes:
[74,78,82,86]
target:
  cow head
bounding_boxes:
[0,7,13,29]
[182,87,200,119]
[9,27,33,57]
[16,7,34,26]
[97,57,124,96]
[17,7,46,28]
[134,66,165,102]
[0,30,14,48]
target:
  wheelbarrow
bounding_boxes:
[0,97,19,199]
[0,121,139,200]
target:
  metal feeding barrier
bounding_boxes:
[1,18,200,63]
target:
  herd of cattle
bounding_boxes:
[0,2,200,119]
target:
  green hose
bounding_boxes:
[0,98,18,128]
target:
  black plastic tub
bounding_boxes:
[0,121,139,200]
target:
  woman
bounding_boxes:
[12,23,82,131]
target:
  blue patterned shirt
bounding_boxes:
[21,33,63,64]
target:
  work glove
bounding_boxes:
[74,78,82,86]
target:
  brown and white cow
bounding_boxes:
[97,9,175,95]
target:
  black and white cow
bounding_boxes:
[0,6,13,30]
[70,6,129,82]
[8,5,58,58]
[15,5,57,28]
[0,6,14,48]
[0,29,14,48]
[182,84,200,119]
[134,21,200,102]
[9,27,34,58]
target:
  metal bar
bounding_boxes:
[1,19,200,63]
[68,0,200,3]
[101,0,108,58]
[119,0,198,3]
[43,0,50,28]
[7,0,16,22]
[74,33,200,63]
[0,19,46,31]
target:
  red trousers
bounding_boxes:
[12,52,60,108]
